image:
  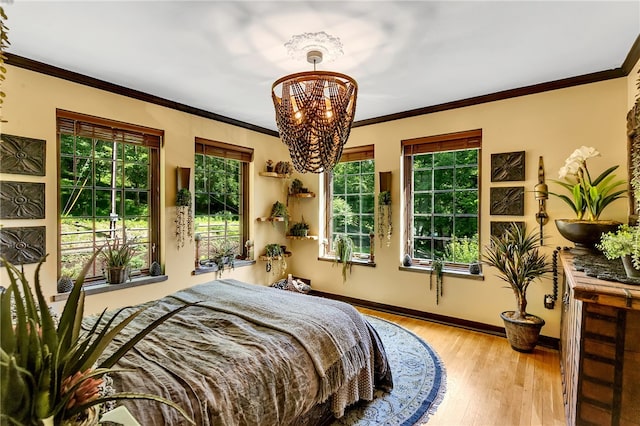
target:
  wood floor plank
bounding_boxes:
[358,307,565,426]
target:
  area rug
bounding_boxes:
[331,315,447,426]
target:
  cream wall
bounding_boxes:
[0,65,291,315]
[1,64,631,340]
[289,78,629,339]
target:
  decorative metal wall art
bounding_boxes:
[0,181,45,219]
[0,134,46,176]
[0,226,46,265]
[490,186,524,215]
[491,221,525,238]
[491,151,525,182]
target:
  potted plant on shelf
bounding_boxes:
[289,218,310,237]
[269,201,289,229]
[333,234,354,283]
[550,146,627,252]
[482,223,552,352]
[0,255,194,425]
[101,236,136,284]
[597,224,640,278]
[175,188,193,249]
[264,243,287,277]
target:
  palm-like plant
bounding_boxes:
[0,253,195,425]
[482,224,552,320]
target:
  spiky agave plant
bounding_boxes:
[482,224,552,320]
[0,253,195,425]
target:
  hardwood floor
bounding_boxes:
[357,307,566,426]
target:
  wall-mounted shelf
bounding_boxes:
[258,253,291,261]
[257,216,285,222]
[289,192,316,198]
[286,235,318,241]
[259,172,290,179]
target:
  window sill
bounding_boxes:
[317,256,376,267]
[398,265,484,281]
[192,259,255,275]
[51,275,168,302]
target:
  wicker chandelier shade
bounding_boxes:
[272,69,358,174]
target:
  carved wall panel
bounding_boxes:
[0,226,46,265]
[0,134,46,176]
[0,181,45,219]
[491,151,525,182]
[490,186,524,215]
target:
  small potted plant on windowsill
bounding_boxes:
[101,236,136,284]
[210,240,238,275]
[597,224,640,278]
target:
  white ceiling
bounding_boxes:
[5,1,640,132]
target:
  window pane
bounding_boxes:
[408,147,479,263]
[361,159,374,173]
[434,168,454,190]
[124,163,149,189]
[194,152,245,262]
[433,151,454,167]
[414,216,431,237]
[333,174,346,194]
[414,193,432,214]
[434,192,454,214]
[434,216,453,238]
[455,167,478,189]
[58,116,158,281]
[328,156,375,255]
[455,190,478,214]
[414,170,432,191]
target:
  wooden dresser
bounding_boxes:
[560,252,640,426]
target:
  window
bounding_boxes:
[57,110,162,281]
[194,138,252,265]
[402,130,481,266]
[325,145,375,255]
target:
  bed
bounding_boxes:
[87,279,393,425]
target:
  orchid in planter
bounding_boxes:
[551,146,626,221]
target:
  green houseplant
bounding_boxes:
[101,236,136,284]
[209,239,238,275]
[264,243,286,277]
[289,218,310,237]
[175,188,193,249]
[551,146,626,251]
[482,223,552,352]
[597,224,640,278]
[0,254,194,425]
[333,234,354,283]
[269,201,289,229]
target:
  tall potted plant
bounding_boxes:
[0,254,194,425]
[483,223,552,352]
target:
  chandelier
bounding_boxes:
[271,32,358,173]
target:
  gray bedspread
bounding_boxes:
[87,279,392,425]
